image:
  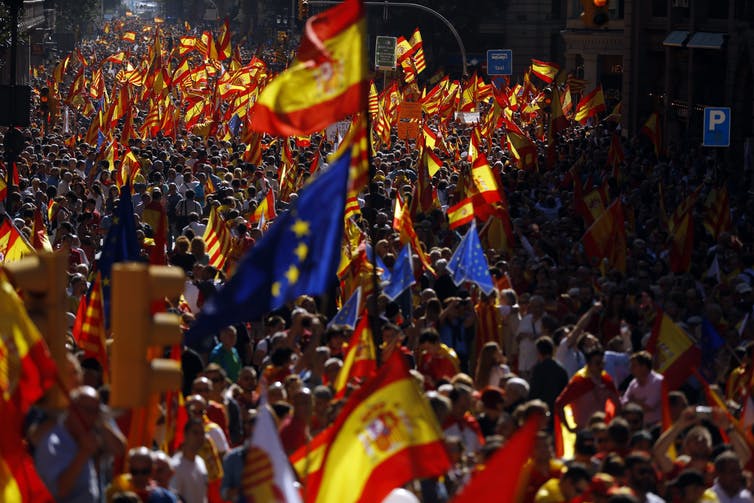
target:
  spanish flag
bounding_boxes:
[0,218,35,263]
[641,112,662,157]
[582,198,626,273]
[645,311,700,390]
[0,270,57,502]
[574,85,606,124]
[251,0,368,136]
[530,59,560,83]
[298,350,450,503]
[333,314,376,398]
[250,190,277,224]
[447,198,475,230]
[122,31,136,42]
[454,414,540,503]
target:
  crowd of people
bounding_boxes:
[3,9,754,503]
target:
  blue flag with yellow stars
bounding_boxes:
[186,149,351,346]
[96,182,141,328]
[446,221,494,295]
[384,244,415,301]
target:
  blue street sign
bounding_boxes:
[487,49,512,76]
[703,107,731,147]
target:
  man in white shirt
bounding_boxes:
[515,295,545,379]
[171,418,209,503]
[621,350,664,426]
[712,451,752,503]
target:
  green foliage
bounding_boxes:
[51,0,101,33]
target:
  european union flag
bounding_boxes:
[186,149,350,345]
[228,114,242,137]
[328,286,361,329]
[384,244,415,301]
[446,221,494,295]
[96,183,141,328]
[97,130,106,150]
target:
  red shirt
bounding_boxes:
[279,416,309,455]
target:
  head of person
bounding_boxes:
[714,450,745,497]
[185,394,208,420]
[182,418,206,453]
[559,463,592,501]
[629,351,653,382]
[219,325,237,349]
[69,385,102,431]
[151,451,174,488]
[625,451,657,495]
[127,447,154,491]
[672,469,707,503]
[585,348,605,376]
[682,425,712,459]
[237,366,257,393]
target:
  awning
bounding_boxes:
[663,31,689,47]
[687,32,725,49]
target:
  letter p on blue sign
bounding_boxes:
[703,107,731,147]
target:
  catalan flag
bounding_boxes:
[203,206,233,271]
[72,272,108,381]
[408,28,426,74]
[333,314,376,398]
[298,351,450,503]
[394,194,434,275]
[250,0,368,136]
[703,185,732,240]
[574,85,606,124]
[0,270,57,503]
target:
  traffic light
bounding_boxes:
[298,0,309,20]
[4,252,69,408]
[580,0,609,28]
[110,263,185,409]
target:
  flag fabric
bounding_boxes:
[246,402,303,503]
[250,0,368,136]
[186,148,350,345]
[393,194,434,276]
[31,208,52,252]
[384,244,415,301]
[574,85,606,124]
[699,317,725,383]
[607,133,625,171]
[298,351,451,503]
[582,199,626,273]
[453,415,540,503]
[328,286,361,329]
[0,217,35,263]
[703,186,732,240]
[72,273,109,380]
[645,311,701,390]
[668,210,694,273]
[446,222,495,295]
[96,183,141,329]
[0,270,57,503]
[447,198,475,230]
[0,175,6,202]
[641,112,662,157]
[408,28,426,74]
[203,206,234,271]
[333,315,377,398]
[530,59,560,83]
[251,190,278,224]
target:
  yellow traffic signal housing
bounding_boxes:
[4,252,69,408]
[580,0,609,28]
[110,263,185,409]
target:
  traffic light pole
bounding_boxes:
[307,0,468,77]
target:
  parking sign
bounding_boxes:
[703,107,731,147]
[487,50,512,76]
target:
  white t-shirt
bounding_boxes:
[170,451,208,503]
[207,423,230,455]
[516,314,541,373]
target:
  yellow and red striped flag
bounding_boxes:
[530,59,560,83]
[31,208,51,252]
[250,0,368,136]
[574,85,606,124]
[0,269,57,503]
[122,31,136,42]
[447,197,475,230]
[203,206,233,271]
[582,199,627,273]
[703,186,732,240]
[333,314,376,398]
[641,112,662,156]
[344,195,361,221]
[0,218,35,263]
[250,190,277,224]
[295,350,450,503]
[72,273,109,381]
[408,28,426,74]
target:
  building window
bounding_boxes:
[652,0,668,17]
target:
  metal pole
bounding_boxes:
[308,0,468,76]
[6,0,22,191]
